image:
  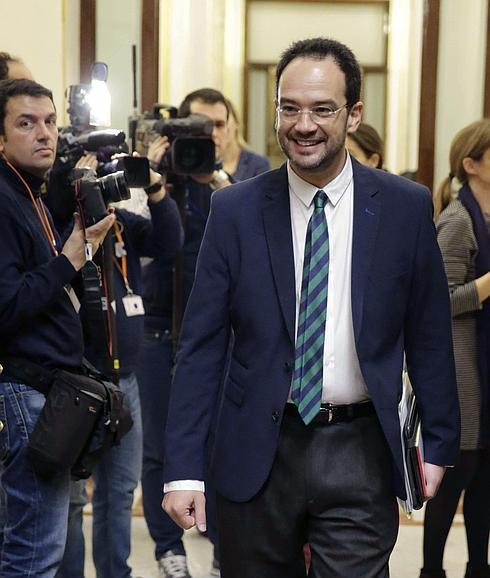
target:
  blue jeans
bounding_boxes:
[55,479,86,578]
[0,382,71,577]
[92,372,143,578]
[137,327,185,559]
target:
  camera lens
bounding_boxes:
[172,138,215,175]
[179,143,200,170]
[97,171,131,203]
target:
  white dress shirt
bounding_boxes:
[288,154,369,404]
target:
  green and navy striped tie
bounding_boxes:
[291,190,329,425]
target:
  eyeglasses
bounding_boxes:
[276,103,349,123]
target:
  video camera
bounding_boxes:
[47,86,150,227]
[132,104,216,175]
[57,127,126,168]
[56,76,150,188]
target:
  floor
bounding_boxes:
[83,508,470,578]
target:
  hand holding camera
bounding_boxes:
[62,211,116,271]
[75,153,98,172]
[147,135,170,168]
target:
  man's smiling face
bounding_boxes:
[275,56,361,187]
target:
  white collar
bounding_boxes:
[287,152,353,208]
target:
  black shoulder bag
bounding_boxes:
[1,358,133,479]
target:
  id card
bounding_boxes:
[115,241,127,258]
[122,293,145,317]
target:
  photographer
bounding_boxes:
[137,88,267,578]
[0,78,115,577]
[51,144,183,578]
[176,89,232,307]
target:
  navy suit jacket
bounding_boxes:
[164,158,460,502]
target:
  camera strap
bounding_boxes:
[112,222,131,294]
[112,222,145,317]
[4,158,58,256]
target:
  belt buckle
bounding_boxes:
[320,405,334,424]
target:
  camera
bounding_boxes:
[57,128,127,169]
[70,168,131,226]
[132,105,216,175]
[48,129,135,225]
[98,156,150,188]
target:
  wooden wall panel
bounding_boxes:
[417,0,440,190]
[79,0,96,83]
[141,0,159,113]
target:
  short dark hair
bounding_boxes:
[275,37,362,107]
[0,78,55,134]
[0,52,20,81]
[178,88,230,119]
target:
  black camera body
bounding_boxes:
[133,105,216,175]
[70,168,131,226]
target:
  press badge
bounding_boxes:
[115,241,127,258]
[122,293,145,317]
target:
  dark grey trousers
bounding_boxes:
[217,410,399,578]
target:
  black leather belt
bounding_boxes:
[284,401,375,425]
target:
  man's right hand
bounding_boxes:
[147,135,170,167]
[162,490,207,532]
[62,212,115,271]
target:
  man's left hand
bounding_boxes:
[424,462,446,500]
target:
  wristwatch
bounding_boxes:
[144,180,163,195]
[209,169,230,191]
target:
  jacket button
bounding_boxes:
[284,361,293,373]
[272,411,280,423]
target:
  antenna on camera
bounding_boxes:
[128,45,139,153]
[132,45,138,112]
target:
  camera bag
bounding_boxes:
[1,358,133,479]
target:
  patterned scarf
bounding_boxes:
[459,184,490,444]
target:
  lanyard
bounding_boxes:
[5,158,58,256]
[112,221,132,294]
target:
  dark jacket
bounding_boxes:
[164,160,460,501]
[0,158,83,370]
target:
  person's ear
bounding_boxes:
[0,135,5,154]
[462,156,476,176]
[346,102,363,134]
[367,153,381,168]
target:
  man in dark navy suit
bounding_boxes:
[162,37,460,578]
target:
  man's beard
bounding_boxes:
[277,123,348,174]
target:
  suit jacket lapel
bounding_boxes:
[351,160,381,343]
[262,164,296,345]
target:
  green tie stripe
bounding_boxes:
[292,190,330,424]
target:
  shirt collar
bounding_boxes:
[287,151,353,209]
